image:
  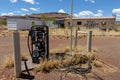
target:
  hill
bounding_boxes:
[0,12,69,20]
[28,12,69,19]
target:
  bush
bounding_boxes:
[4,57,14,68]
[0,19,7,26]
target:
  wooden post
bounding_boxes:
[74,29,78,48]
[87,31,92,52]
[13,31,21,78]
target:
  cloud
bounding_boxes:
[1,12,14,16]
[74,10,103,18]
[21,8,29,12]
[10,0,17,3]
[22,0,38,4]
[94,10,103,17]
[21,14,26,16]
[58,9,65,13]
[112,8,120,21]
[8,12,14,16]
[112,8,120,15]
[84,0,95,3]
[14,11,22,13]
[1,13,7,16]
[30,8,40,11]
[98,10,103,13]
[74,11,94,17]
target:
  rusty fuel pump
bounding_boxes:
[28,25,49,63]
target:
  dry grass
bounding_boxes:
[35,53,94,72]
[21,54,29,61]
[35,59,62,72]
[49,28,71,39]
[3,54,29,69]
[35,45,97,72]
[0,26,120,38]
[50,46,70,54]
[4,56,14,68]
[93,59,102,67]
[49,28,120,39]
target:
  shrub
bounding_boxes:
[0,20,7,26]
[4,57,14,68]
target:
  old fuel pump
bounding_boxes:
[28,25,49,63]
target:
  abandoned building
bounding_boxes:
[64,16,116,30]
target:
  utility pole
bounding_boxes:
[70,0,73,54]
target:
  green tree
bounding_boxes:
[40,14,56,25]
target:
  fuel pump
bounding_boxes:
[28,25,49,63]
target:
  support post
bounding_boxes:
[74,29,78,49]
[46,26,49,59]
[87,31,92,52]
[13,31,21,78]
[70,0,73,54]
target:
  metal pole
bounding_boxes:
[13,31,21,78]
[70,0,73,54]
[46,26,49,59]
[87,31,92,52]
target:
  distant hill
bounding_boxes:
[28,12,69,19]
[0,12,69,23]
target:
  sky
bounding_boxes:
[0,0,120,21]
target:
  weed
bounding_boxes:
[93,60,102,67]
[35,59,61,72]
[4,57,14,68]
[35,53,95,72]
[21,54,29,61]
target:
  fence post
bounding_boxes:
[74,29,78,48]
[87,31,92,52]
[13,31,21,78]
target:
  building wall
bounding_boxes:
[7,18,42,30]
[64,16,116,30]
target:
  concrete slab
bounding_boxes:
[21,58,40,71]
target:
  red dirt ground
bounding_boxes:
[0,34,120,79]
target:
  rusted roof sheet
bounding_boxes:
[65,16,116,20]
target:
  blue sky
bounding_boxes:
[0,0,120,20]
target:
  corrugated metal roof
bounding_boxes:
[65,16,116,20]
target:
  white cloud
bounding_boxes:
[94,10,103,17]
[74,11,94,17]
[8,12,14,16]
[22,0,38,4]
[74,10,103,18]
[112,8,120,21]
[10,0,17,3]
[58,9,65,13]
[21,8,29,12]
[30,8,40,11]
[98,10,103,13]
[1,12,14,16]
[14,11,22,13]
[85,0,95,3]
[1,13,7,16]
[21,14,26,16]
[112,8,120,15]
[94,13,102,17]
